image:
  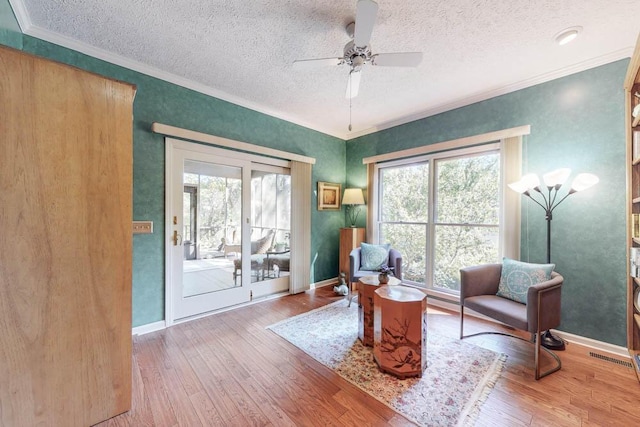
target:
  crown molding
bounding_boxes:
[10,0,633,143]
[346,47,634,140]
[18,21,346,140]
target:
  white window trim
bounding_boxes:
[362,125,529,165]
[371,142,500,243]
[367,130,525,292]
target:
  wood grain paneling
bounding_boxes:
[0,46,135,426]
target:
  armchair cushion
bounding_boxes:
[496,257,555,304]
[251,229,275,254]
[360,242,390,270]
[349,246,403,284]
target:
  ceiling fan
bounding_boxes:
[293,0,423,100]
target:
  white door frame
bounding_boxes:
[165,138,291,325]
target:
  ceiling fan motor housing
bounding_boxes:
[343,40,372,70]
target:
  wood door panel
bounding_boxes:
[0,46,135,426]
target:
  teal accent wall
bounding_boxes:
[347,61,628,346]
[1,0,630,346]
[1,0,346,327]
[0,0,21,49]
[21,35,345,327]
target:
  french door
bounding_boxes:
[166,139,290,323]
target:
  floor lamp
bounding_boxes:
[508,168,599,350]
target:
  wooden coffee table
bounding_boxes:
[373,285,427,378]
[357,275,400,347]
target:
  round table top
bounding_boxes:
[358,275,401,286]
[375,284,427,302]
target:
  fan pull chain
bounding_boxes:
[349,97,352,131]
[348,72,353,131]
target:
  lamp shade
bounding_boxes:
[521,173,541,190]
[543,168,571,188]
[507,179,529,194]
[570,173,599,192]
[342,188,365,205]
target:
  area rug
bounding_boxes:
[267,299,506,427]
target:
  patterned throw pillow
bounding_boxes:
[360,242,391,271]
[496,257,555,304]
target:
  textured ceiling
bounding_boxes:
[10,0,640,139]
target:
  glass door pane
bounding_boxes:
[182,160,242,298]
[168,145,251,322]
[250,168,290,297]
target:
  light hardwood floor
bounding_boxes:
[98,286,640,426]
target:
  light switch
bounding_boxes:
[132,221,153,234]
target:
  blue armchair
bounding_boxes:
[349,246,403,288]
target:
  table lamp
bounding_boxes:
[342,188,365,227]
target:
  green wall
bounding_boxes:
[0,0,20,49]
[1,1,630,346]
[346,61,628,346]
[0,3,346,327]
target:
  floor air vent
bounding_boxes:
[588,351,633,368]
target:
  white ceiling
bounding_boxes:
[10,0,640,140]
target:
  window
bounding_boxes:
[376,146,501,294]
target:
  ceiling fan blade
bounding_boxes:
[372,52,423,67]
[345,70,361,99]
[354,0,378,47]
[293,57,343,69]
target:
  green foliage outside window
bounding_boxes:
[379,151,500,292]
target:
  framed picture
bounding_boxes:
[317,182,341,210]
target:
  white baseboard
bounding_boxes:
[312,277,339,289]
[132,320,166,336]
[131,283,628,359]
[131,279,340,335]
[551,330,628,358]
[426,294,630,359]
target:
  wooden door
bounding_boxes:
[0,46,135,426]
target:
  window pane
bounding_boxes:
[380,223,427,284]
[381,163,429,222]
[184,173,199,185]
[433,225,499,292]
[435,153,499,224]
